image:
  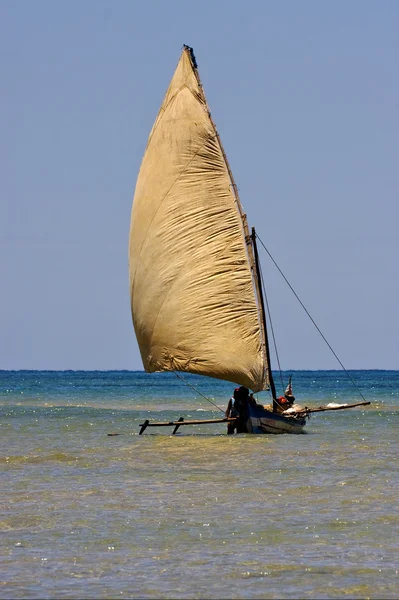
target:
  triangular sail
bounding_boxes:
[129,46,270,392]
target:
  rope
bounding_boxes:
[255,234,367,403]
[173,371,225,413]
[257,257,285,393]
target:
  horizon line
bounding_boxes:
[0,368,397,373]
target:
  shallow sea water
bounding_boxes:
[1,370,398,599]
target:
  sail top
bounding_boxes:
[129,46,270,392]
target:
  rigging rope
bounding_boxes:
[255,234,367,403]
[257,257,285,393]
[173,371,225,413]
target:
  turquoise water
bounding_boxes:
[1,370,398,599]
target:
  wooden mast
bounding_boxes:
[251,227,278,411]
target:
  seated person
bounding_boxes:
[276,377,295,412]
[248,393,258,407]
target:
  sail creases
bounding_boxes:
[147,83,196,148]
[130,134,210,294]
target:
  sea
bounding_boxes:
[1,370,398,599]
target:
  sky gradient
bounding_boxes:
[1,0,398,370]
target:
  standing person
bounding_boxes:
[225,386,250,434]
[225,388,240,434]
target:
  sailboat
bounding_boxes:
[129,45,369,435]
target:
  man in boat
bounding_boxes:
[225,386,250,434]
[276,376,295,412]
[248,393,258,407]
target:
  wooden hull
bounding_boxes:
[246,404,307,434]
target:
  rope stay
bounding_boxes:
[173,371,225,413]
[257,257,285,393]
[255,232,367,403]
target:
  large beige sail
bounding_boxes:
[129,47,269,391]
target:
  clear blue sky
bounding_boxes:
[1,0,398,370]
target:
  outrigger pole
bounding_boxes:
[298,401,370,417]
[138,417,237,435]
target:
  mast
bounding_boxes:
[184,45,269,390]
[251,227,278,410]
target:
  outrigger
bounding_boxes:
[138,401,370,435]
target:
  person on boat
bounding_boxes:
[248,393,257,407]
[276,377,295,412]
[225,386,250,434]
[225,389,239,434]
